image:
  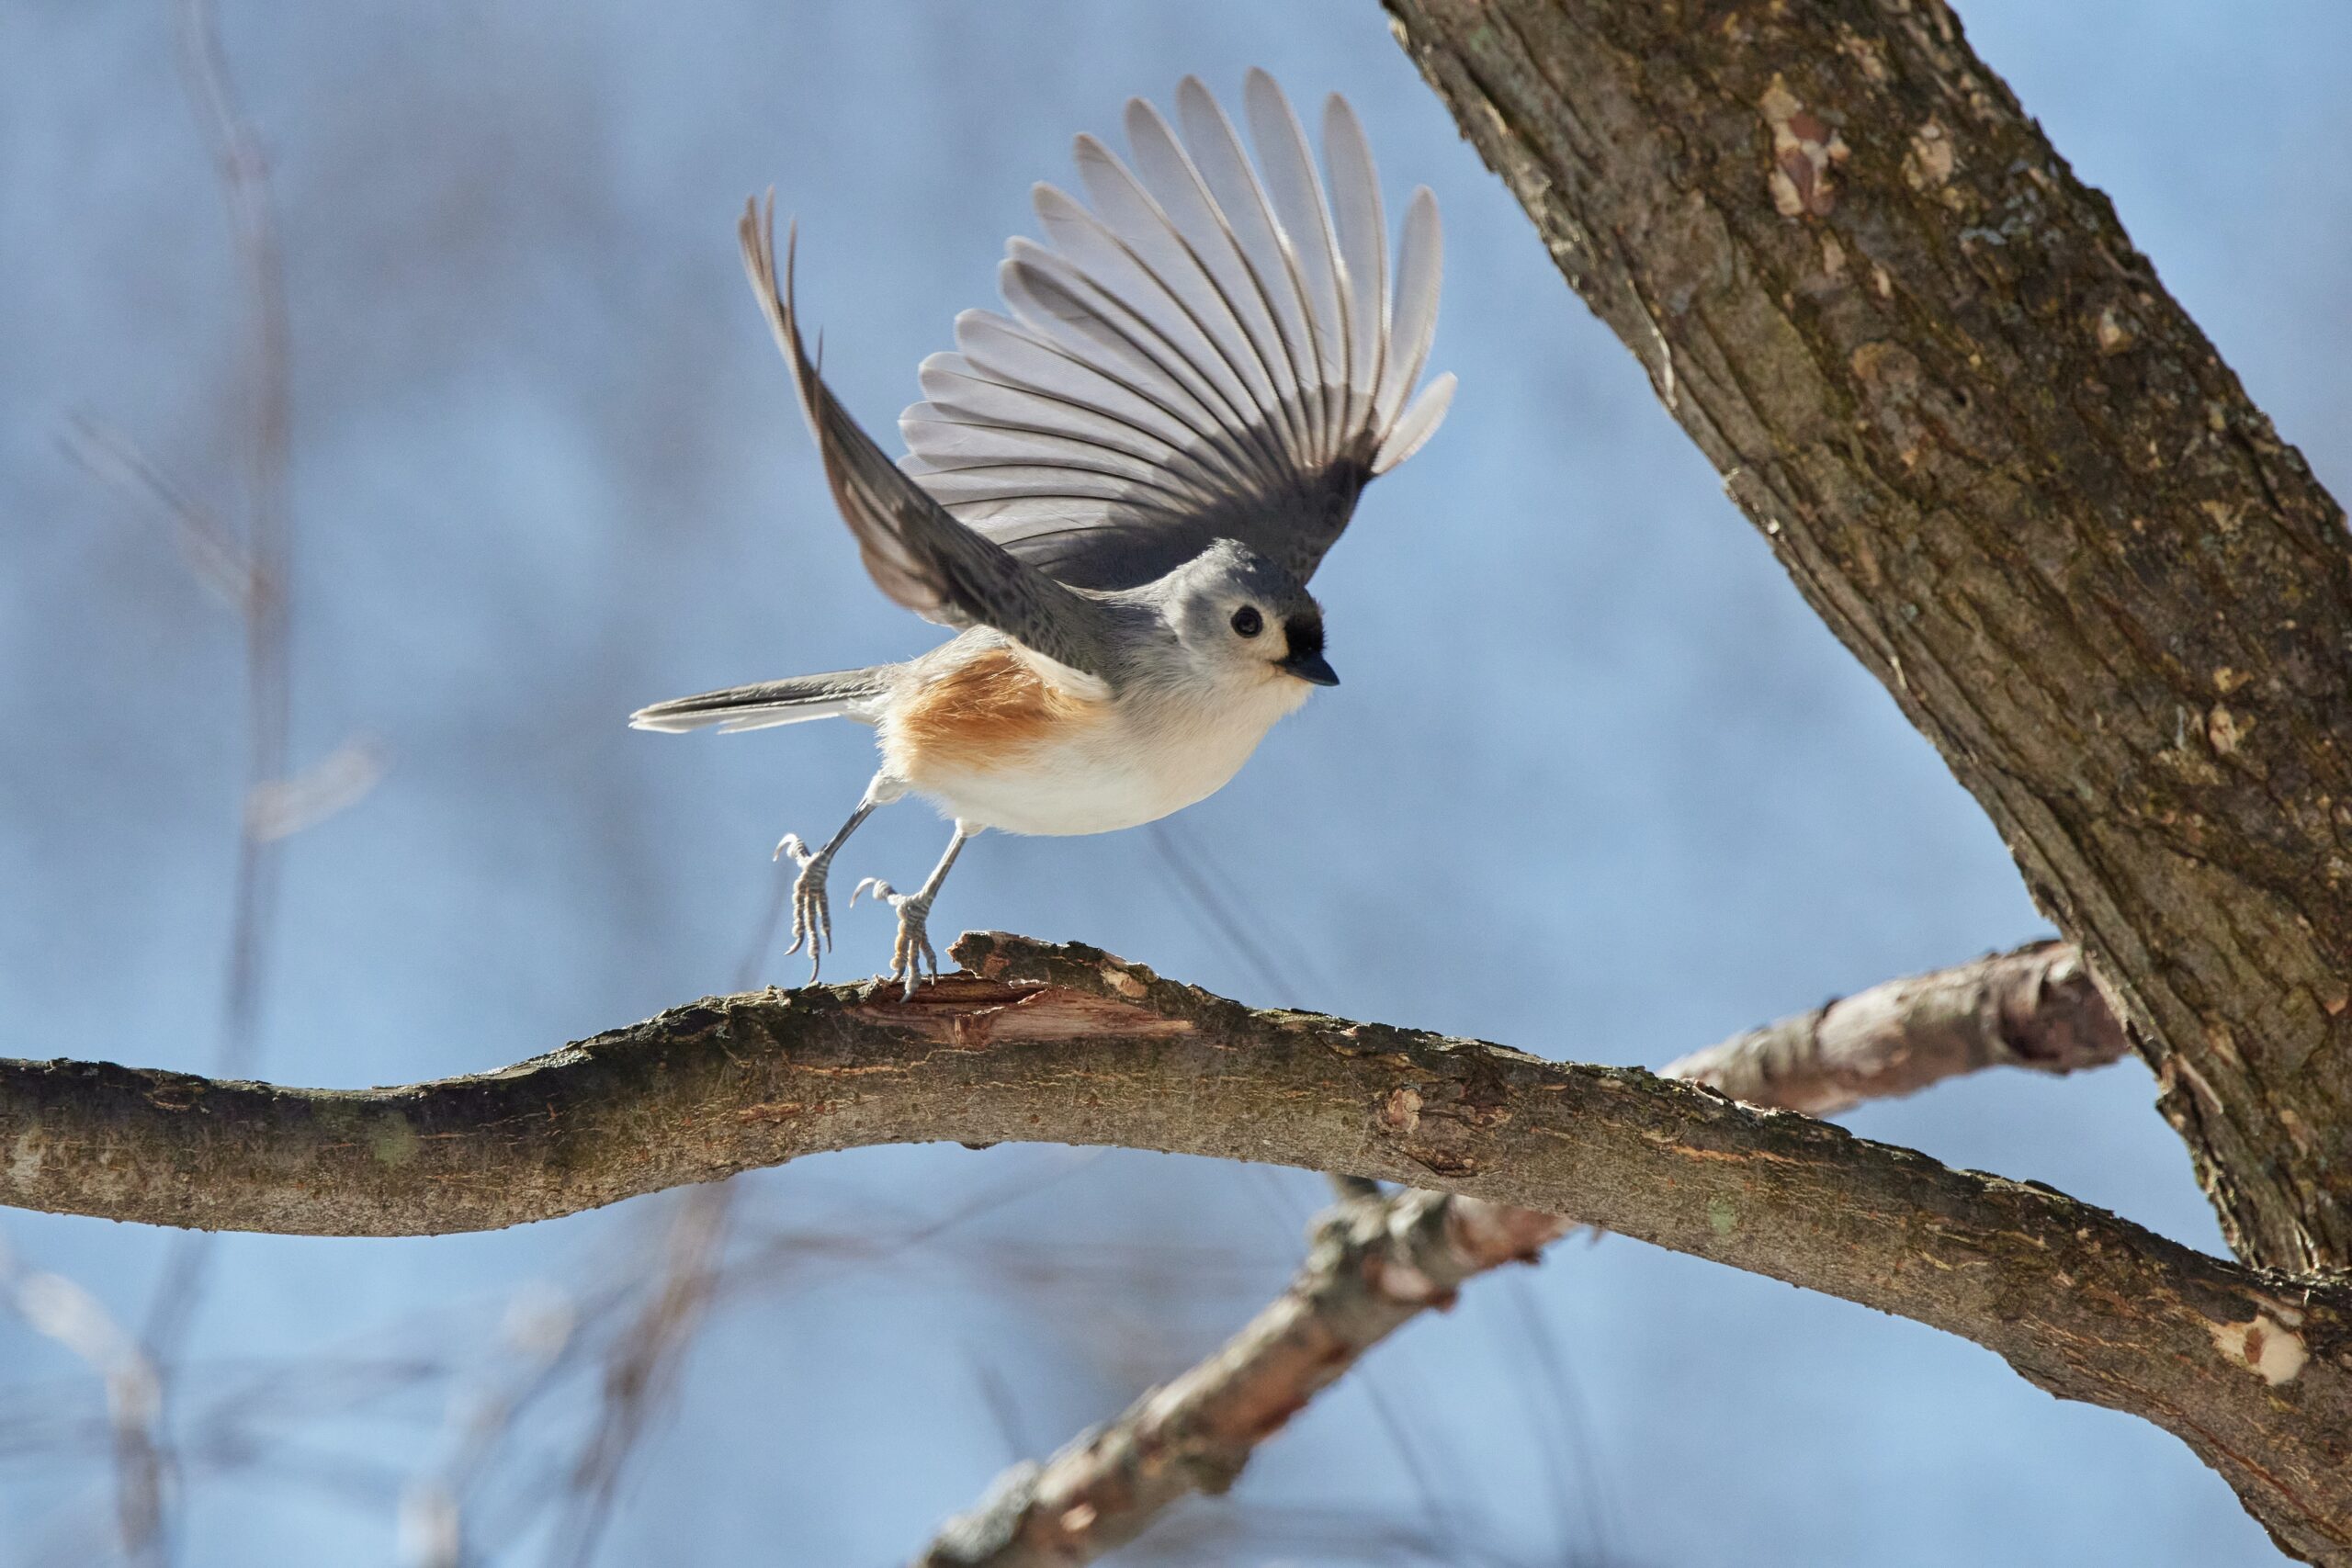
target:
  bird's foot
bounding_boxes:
[850,877,939,999]
[774,832,838,984]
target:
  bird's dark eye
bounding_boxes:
[1230,604,1263,638]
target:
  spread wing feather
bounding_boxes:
[898,71,1452,591]
[738,197,1122,687]
[1378,187,1443,438]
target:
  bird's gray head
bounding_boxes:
[1154,539,1337,691]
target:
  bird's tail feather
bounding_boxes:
[629,666,892,734]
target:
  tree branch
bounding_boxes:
[1382,0,2352,1275]
[1664,938,2126,1113]
[913,936,2125,1565]
[4,934,2346,1558]
[917,1191,1566,1567]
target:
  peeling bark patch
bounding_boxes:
[2097,305,2136,355]
[1403,1147,1481,1179]
[1850,339,1922,391]
[1380,1087,1423,1134]
[1836,26,1892,83]
[2199,499,2241,535]
[2207,1311,2308,1384]
[2208,705,2253,756]
[1761,76,1849,217]
[858,983,1193,1044]
[1849,341,1931,466]
[1905,119,1954,191]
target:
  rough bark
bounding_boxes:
[916,936,2120,1567]
[918,1192,1568,1568]
[3,933,2346,1558]
[1383,0,2352,1274]
[1665,938,2126,1112]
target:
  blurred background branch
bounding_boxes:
[915,936,2127,1564]
[920,1190,1568,1568]
[62,2,300,1559]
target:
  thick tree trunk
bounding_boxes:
[1384,0,2352,1274]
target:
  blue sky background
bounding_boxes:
[5,2,2350,1562]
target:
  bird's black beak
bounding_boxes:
[1277,649,1340,686]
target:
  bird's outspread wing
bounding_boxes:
[740,197,1123,692]
[898,72,1455,592]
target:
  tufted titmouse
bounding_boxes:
[633,72,1454,995]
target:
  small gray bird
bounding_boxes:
[633,72,1453,995]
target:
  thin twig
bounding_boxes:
[547,1184,731,1568]
[59,415,254,609]
[132,5,300,1559]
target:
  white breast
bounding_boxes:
[894,672,1310,837]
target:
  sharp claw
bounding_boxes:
[775,833,839,987]
[838,870,941,997]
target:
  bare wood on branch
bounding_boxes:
[2,933,2344,1558]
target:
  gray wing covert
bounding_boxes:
[739,197,1123,687]
[897,72,1456,592]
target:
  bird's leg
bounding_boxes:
[775,773,902,985]
[852,819,977,999]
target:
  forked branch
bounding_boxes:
[914,938,2124,1565]
[1,934,2345,1558]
